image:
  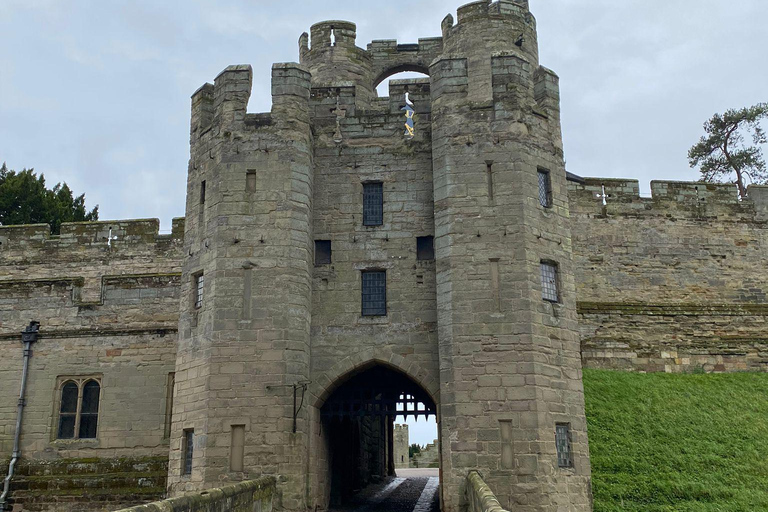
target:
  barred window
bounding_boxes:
[183,429,194,475]
[56,377,101,439]
[417,236,435,261]
[538,168,552,208]
[362,271,387,316]
[315,240,332,266]
[540,261,559,303]
[194,273,204,309]
[363,182,384,226]
[556,423,573,468]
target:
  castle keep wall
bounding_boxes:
[569,179,768,373]
[0,219,183,510]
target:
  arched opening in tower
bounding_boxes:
[321,364,439,509]
[375,71,430,98]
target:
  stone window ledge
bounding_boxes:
[50,438,99,449]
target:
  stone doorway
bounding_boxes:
[321,365,439,510]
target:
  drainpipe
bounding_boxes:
[0,321,40,510]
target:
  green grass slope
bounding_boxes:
[584,370,768,511]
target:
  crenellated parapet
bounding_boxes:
[300,21,374,103]
[299,20,443,109]
[0,218,184,260]
[568,178,768,220]
[190,63,311,142]
[0,218,184,332]
[441,0,539,71]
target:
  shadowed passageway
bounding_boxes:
[328,469,439,512]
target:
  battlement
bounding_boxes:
[191,63,311,138]
[394,424,409,433]
[0,218,185,255]
[309,21,358,49]
[568,178,768,219]
[455,0,530,24]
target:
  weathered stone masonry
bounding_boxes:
[2,1,768,511]
[168,1,592,511]
[0,219,183,510]
[570,179,768,373]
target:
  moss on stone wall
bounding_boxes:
[2,456,168,511]
[115,476,276,512]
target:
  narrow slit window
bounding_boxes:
[194,273,204,309]
[361,271,387,316]
[183,429,194,475]
[164,373,175,439]
[486,161,494,202]
[200,180,207,205]
[363,182,384,227]
[315,240,332,266]
[417,236,434,261]
[538,168,552,208]
[540,261,559,303]
[556,423,573,468]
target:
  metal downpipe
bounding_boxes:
[0,321,40,510]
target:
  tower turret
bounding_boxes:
[169,62,314,510]
[430,1,592,510]
[300,21,374,102]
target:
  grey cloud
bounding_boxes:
[0,0,765,227]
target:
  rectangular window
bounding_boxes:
[230,425,246,472]
[363,182,384,226]
[540,261,559,303]
[416,236,435,261]
[538,168,552,208]
[194,273,204,309]
[200,180,206,205]
[361,271,387,316]
[315,240,332,266]
[183,429,194,475]
[56,377,101,440]
[556,423,573,468]
[246,171,257,193]
[499,420,514,470]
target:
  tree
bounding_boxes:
[688,103,768,198]
[408,443,422,459]
[0,163,98,234]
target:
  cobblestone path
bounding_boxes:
[330,476,440,512]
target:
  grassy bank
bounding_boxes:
[584,370,768,511]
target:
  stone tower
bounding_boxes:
[169,1,591,511]
[167,63,314,510]
[430,1,592,510]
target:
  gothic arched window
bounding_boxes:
[57,377,101,439]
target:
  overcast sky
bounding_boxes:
[1,0,766,230]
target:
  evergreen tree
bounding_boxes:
[0,163,99,234]
[688,103,768,198]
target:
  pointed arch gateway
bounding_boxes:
[310,358,440,508]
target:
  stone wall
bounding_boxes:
[115,476,275,512]
[570,179,768,373]
[0,219,183,510]
[394,425,409,469]
[465,470,511,512]
[412,440,439,469]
